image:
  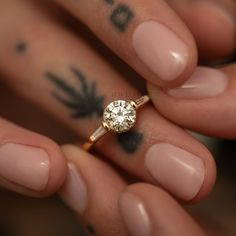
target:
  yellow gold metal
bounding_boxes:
[82,95,150,152]
[134,95,150,109]
[102,121,110,130]
[130,100,138,109]
[82,140,93,152]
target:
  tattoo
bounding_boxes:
[104,0,115,5]
[110,4,134,32]
[15,42,28,53]
[46,67,105,118]
[117,130,143,154]
[87,225,96,235]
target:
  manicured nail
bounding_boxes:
[59,162,87,214]
[145,143,205,200]
[119,192,152,236]
[133,20,189,81]
[168,67,228,98]
[0,143,49,191]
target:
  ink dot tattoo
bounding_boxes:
[110,4,134,32]
[117,130,143,154]
[15,42,28,54]
[46,67,105,118]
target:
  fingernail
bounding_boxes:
[133,20,189,81]
[168,67,228,98]
[145,143,205,200]
[59,162,87,214]
[0,143,49,191]
[119,192,152,236]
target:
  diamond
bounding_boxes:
[103,100,136,133]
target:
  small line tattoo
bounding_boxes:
[110,4,134,32]
[117,130,143,154]
[46,67,105,118]
[15,42,28,53]
[104,0,115,5]
[87,224,96,235]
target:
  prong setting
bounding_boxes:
[102,121,110,130]
[103,100,136,133]
[130,100,138,109]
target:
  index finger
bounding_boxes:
[54,0,197,88]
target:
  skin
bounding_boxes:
[148,65,236,139]
[55,0,198,88]
[0,0,235,234]
[0,0,216,203]
[165,0,236,62]
[60,145,207,236]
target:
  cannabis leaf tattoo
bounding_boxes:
[46,67,105,118]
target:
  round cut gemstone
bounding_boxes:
[103,100,136,133]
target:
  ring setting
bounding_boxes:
[83,95,150,151]
[103,100,137,133]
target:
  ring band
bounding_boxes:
[83,95,150,151]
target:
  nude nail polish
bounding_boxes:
[133,20,189,81]
[119,192,152,236]
[145,143,205,200]
[59,162,87,214]
[168,67,228,98]
[0,143,49,191]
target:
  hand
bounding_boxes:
[54,0,235,85]
[60,145,207,236]
[0,0,234,234]
[1,0,229,203]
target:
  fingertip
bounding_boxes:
[190,147,217,204]
[147,65,236,138]
[61,144,83,160]
[132,19,198,88]
[0,120,68,198]
[144,141,216,203]
[120,183,206,236]
[59,145,128,235]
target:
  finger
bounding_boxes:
[167,0,236,62]
[54,0,197,88]
[0,118,66,197]
[147,64,236,139]
[0,0,215,202]
[59,145,129,236]
[119,183,206,236]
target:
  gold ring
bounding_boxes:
[83,95,150,151]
